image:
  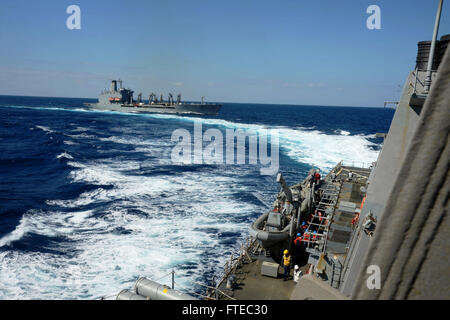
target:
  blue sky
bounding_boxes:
[0,0,449,107]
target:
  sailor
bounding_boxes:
[293,233,303,263]
[348,171,353,181]
[317,211,324,224]
[301,221,308,232]
[282,250,292,281]
[293,265,302,282]
[314,170,321,184]
[303,232,311,248]
[294,233,303,246]
[312,231,318,242]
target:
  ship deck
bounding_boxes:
[212,251,310,300]
[302,165,371,293]
[212,164,371,300]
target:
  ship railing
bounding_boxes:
[205,237,256,300]
[172,277,235,300]
[411,67,439,95]
[339,160,374,169]
[101,269,208,300]
[413,67,425,94]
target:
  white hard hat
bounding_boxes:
[294,265,299,270]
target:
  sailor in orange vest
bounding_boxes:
[312,231,318,243]
[293,233,303,246]
[303,231,311,248]
[282,250,292,281]
[314,170,321,184]
[293,233,303,261]
[317,211,324,224]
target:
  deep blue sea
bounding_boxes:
[0,95,394,299]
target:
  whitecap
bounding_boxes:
[56,152,74,160]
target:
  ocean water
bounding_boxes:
[0,95,394,299]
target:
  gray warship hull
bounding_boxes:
[86,101,221,116]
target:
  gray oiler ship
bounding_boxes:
[85,79,221,115]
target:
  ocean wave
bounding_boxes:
[335,129,351,136]
[135,113,379,171]
[0,163,262,299]
[56,152,74,160]
[276,128,378,171]
[34,125,54,133]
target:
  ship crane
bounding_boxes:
[149,93,156,104]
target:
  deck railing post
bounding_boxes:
[171,269,175,289]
